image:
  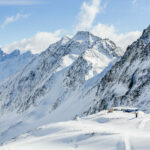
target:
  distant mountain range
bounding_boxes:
[0,49,36,81]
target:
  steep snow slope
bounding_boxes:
[0,31,121,145]
[1,110,150,150]
[1,26,150,149]
[87,25,150,114]
[0,31,120,114]
[0,49,36,81]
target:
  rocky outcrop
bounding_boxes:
[87,25,150,114]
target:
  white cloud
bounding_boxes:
[74,0,142,51]
[1,12,29,29]
[91,23,142,51]
[1,0,142,55]
[2,30,62,54]
[75,0,101,31]
[0,0,41,5]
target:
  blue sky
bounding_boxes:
[0,0,150,53]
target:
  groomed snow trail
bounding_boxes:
[1,111,150,150]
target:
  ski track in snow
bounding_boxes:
[1,111,150,150]
[124,135,131,150]
[117,134,131,150]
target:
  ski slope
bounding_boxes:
[1,110,150,150]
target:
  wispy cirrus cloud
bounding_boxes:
[0,0,42,5]
[1,12,29,29]
[75,0,102,31]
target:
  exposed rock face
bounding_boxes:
[1,26,150,146]
[0,31,120,114]
[87,25,150,114]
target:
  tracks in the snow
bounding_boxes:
[117,135,131,150]
[124,135,131,150]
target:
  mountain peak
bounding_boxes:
[22,51,35,57]
[60,36,70,45]
[0,49,21,61]
[71,31,101,48]
[73,31,96,41]
[140,25,150,43]
[0,48,6,57]
[143,25,150,34]
[75,31,90,36]
[9,49,20,56]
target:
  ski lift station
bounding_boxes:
[108,107,139,113]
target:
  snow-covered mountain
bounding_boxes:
[0,31,120,114]
[87,25,150,114]
[0,49,5,58]
[0,49,36,81]
[1,25,150,148]
[0,31,122,145]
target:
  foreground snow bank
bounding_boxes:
[1,110,150,150]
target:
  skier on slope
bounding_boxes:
[135,111,138,118]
